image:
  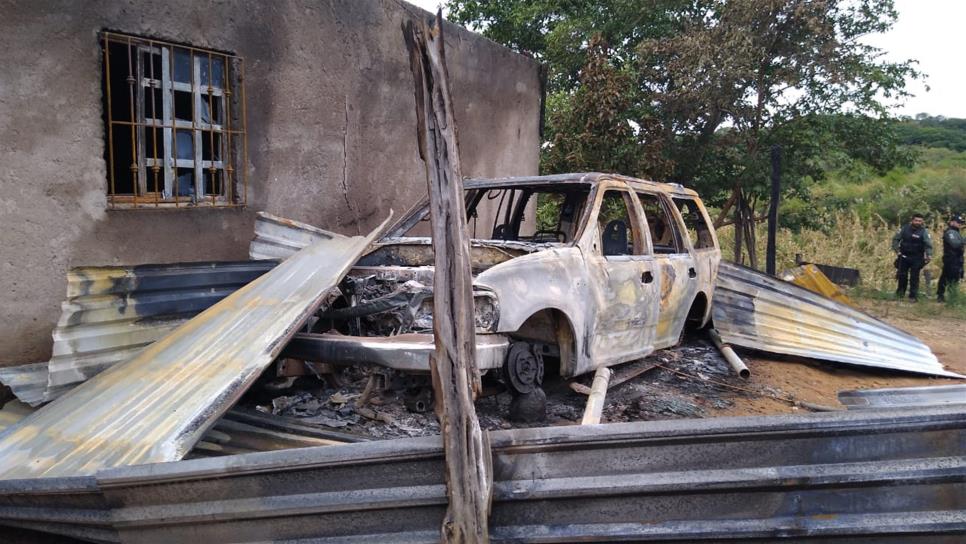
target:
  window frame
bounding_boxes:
[636,190,687,254]
[594,188,647,258]
[101,32,247,209]
[671,196,717,251]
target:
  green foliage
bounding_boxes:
[541,36,670,178]
[945,282,964,308]
[895,115,966,151]
[448,1,678,93]
[535,192,564,231]
[790,147,966,227]
[448,0,921,222]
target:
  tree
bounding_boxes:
[542,35,671,177]
[449,0,921,266]
[895,115,966,151]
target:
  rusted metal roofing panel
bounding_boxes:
[713,261,964,378]
[0,405,963,542]
[249,211,344,261]
[0,262,275,407]
[840,384,966,410]
[45,261,277,391]
[0,220,386,480]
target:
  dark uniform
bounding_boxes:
[892,223,932,301]
[937,217,964,302]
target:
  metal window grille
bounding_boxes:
[101,32,247,209]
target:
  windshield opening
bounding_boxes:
[391,184,592,244]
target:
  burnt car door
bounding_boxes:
[636,191,698,348]
[671,195,719,298]
[584,186,659,367]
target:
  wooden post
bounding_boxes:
[406,11,492,543]
[766,145,781,276]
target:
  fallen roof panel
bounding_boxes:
[0,219,386,479]
[0,262,276,407]
[0,362,59,407]
[48,261,277,388]
[249,211,344,261]
[712,261,963,378]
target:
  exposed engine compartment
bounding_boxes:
[315,238,542,337]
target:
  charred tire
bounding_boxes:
[504,341,546,422]
[503,341,544,395]
[509,387,547,423]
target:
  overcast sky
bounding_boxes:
[404,0,966,118]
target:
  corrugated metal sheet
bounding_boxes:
[0,262,276,407]
[249,211,344,261]
[0,220,386,480]
[48,261,277,388]
[0,362,61,407]
[0,405,963,542]
[0,403,363,457]
[0,400,33,433]
[840,385,966,410]
[713,261,964,378]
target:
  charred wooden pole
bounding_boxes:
[733,190,744,265]
[766,145,781,276]
[407,12,492,543]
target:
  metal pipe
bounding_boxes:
[709,328,750,379]
[581,367,612,425]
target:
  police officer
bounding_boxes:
[937,214,964,302]
[892,213,933,302]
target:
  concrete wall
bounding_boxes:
[0,0,541,364]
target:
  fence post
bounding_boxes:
[766,145,782,276]
[406,11,492,543]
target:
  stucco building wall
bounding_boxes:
[0,0,541,363]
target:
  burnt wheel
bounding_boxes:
[504,342,546,422]
[503,342,544,395]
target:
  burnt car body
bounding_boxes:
[285,173,720,395]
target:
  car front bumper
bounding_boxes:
[281,332,510,373]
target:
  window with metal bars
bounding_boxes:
[101,32,247,208]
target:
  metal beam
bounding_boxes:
[0,406,962,542]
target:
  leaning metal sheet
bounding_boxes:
[0,262,276,406]
[0,218,386,479]
[712,261,963,378]
[249,211,344,261]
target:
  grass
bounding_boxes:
[853,287,966,322]
[716,212,965,318]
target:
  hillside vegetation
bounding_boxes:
[733,115,966,301]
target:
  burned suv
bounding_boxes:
[283,173,720,407]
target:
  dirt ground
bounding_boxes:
[252,297,963,438]
[715,298,966,418]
